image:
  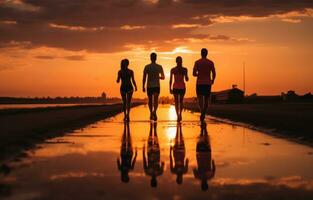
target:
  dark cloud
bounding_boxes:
[63,55,86,61]
[34,55,86,61]
[0,0,312,52]
[35,55,56,60]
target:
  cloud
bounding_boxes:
[34,54,86,61]
[49,23,108,32]
[63,55,86,61]
[0,0,40,12]
[171,24,204,29]
[0,0,312,52]
[120,25,146,30]
[35,55,56,60]
[0,40,32,49]
[207,8,313,24]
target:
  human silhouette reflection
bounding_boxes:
[143,122,164,188]
[117,122,137,183]
[170,123,189,184]
[193,122,215,191]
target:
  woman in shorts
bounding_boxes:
[117,59,137,122]
[169,56,189,122]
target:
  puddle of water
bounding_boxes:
[1,105,313,200]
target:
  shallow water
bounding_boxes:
[1,105,313,200]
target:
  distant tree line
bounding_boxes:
[0,92,124,104]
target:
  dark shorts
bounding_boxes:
[120,85,133,94]
[196,85,211,96]
[147,87,160,96]
[173,88,186,96]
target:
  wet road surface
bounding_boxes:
[1,105,313,200]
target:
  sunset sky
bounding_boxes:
[0,0,313,98]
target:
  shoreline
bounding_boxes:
[184,102,313,146]
[0,102,143,167]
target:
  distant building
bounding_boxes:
[101,92,107,99]
[211,85,244,104]
[282,90,299,101]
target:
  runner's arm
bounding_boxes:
[170,146,174,171]
[160,66,165,80]
[193,62,198,77]
[212,160,216,176]
[169,69,173,93]
[184,158,189,173]
[142,68,147,92]
[116,71,121,83]
[143,145,147,170]
[131,148,137,169]
[212,63,216,84]
[185,68,189,81]
[131,70,137,91]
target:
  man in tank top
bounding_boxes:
[193,48,216,122]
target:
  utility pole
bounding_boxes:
[243,61,246,96]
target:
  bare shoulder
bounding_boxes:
[144,64,149,72]
[194,59,200,66]
[158,64,164,71]
[207,59,214,65]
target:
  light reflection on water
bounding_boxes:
[1,105,313,200]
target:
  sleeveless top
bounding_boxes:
[120,69,132,88]
[194,58,214,85]
[172,67,186,89]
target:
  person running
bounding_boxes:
[143,122,164,188]
[117,59,137,122]
[170,123,189,185]
[143,53,165,121]
[193,48,216,122]
[169,56,189,122]
[117,123,137,183]
[193,122,215,191]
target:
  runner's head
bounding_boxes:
[151,176,157,188]
[121,171,130,183]
[176,174,183,184]
[201,48,208,58]
[150,52,157,63]
[176,56,182,67]
[201,180,209,191]
[121,59,129,71]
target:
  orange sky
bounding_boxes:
[0,0,312,98]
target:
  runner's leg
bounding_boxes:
[126,91,133,120]
[174,94,179,119]
[153,92,159,120]
[148,94,153,120]
[121,91,127,120]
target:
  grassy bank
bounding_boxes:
[185,102,313,143]
[0,103,142,167]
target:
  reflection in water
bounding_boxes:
[170,123,189,185]
[193,122,216,191]
[143,122,165,188]
[2,105,313,199]
[117,122,137,183]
